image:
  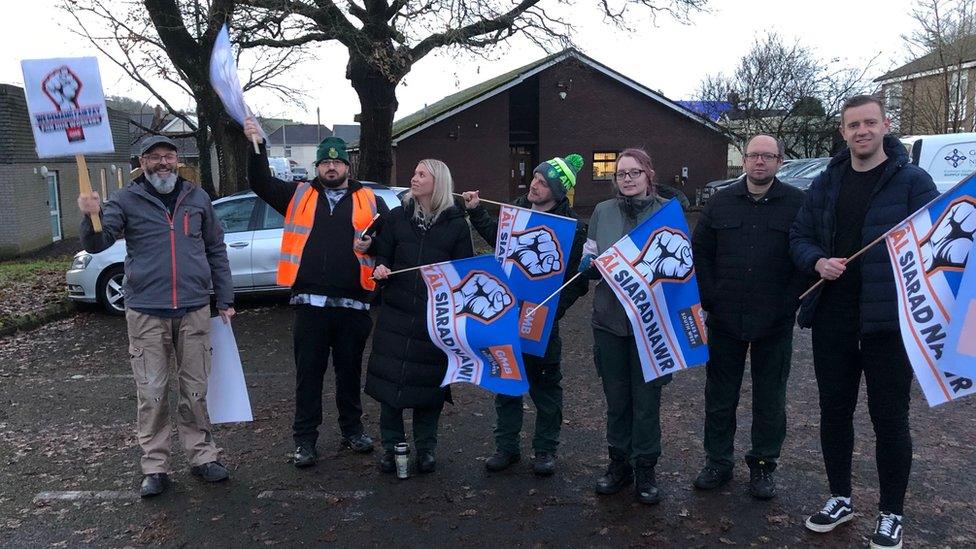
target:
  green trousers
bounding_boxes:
[379,401,444,452]
[593,328,670,462]
[493,356,563,455]
[703,328,792,471]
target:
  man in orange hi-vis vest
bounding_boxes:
[245,118,389,469]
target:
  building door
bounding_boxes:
[47,173,62,242]
[510,146,535,199]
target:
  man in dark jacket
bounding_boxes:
[244,119,389,468]
[791,95,938,549]
[461,153,589,476]
[78,135,234,497]
[691,134,806,500]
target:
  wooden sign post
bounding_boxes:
[76,154,101,232]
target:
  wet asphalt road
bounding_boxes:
[0,293,974,547]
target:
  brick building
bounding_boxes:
[0,83,130,257]
[387,49,729,213]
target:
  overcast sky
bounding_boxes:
[3,0,920,128]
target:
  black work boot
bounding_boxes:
[485,450,521,472]
[140,473,169,498]
[747,459,777,500]
[693,465,733,490]
[634,456,661,505]
[595,447,633,495]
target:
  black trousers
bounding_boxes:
[292,305,372,446]
[703,328,792,471]
[379,402,444,452]
[811,320,913,515]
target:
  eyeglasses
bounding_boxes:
[144,152,177,163]
[744,153,781,162]
[318,160,344,167]
[614,169,645,181]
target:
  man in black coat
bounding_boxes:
[244,119,388,469]
[461,154,589,477]
[691,134,805,500]
[790,95,938,549]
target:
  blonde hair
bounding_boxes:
[404,159,456,222]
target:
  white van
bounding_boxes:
[901,133,976,193]
[268,157,294,182]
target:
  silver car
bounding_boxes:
[67,183,407,315]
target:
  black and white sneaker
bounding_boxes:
[870,512,903,549]
[805,496,854,533]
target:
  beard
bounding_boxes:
[321,172,348,188]
[147,170,178,194]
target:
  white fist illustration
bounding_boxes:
[44,67,81,110]
[633,229,693,282]
[508,227,562,277]
[922,201,976,272]
[452,272,514,322]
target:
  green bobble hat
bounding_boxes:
[315,136,350,165]
[534,153,584,201]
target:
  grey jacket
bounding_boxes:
[586,194,666,337]
[80,177,233,311]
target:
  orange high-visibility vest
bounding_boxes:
[277,182,378,290]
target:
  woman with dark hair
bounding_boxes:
[364,159,474,475]
[579,148,671,505]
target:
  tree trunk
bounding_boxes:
[211,115,250,196]
[347,53,403,185]
[193,105,217,198]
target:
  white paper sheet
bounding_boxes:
[207,318,253,423]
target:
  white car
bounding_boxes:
[901,132,976,193]
[67,183,408,315]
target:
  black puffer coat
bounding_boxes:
[364,200,474,409]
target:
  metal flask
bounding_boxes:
[394,443,410,479]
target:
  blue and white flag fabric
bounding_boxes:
[593,199,709,382]
[209,25,265,139]
[494,204,578,356]
[421,255,529,396]
[885,171,976,406]
[941,252,976,380]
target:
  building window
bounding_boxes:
[283,145,292,157]
[592,151,617,181]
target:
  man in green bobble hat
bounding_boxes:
[461,154,589,477]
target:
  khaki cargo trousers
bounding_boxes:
[125,306,220,474]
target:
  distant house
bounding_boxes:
[267,124,332,170]
[386,49,729,213]
[0,83,130,257]
[876,35,976,134]
[332,124,361,144]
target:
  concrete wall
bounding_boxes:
[0,160,127,258]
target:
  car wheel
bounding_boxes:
[97,265,126,316]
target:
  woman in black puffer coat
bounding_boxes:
[365,158,473,474]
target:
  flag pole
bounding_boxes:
[526,272,583,316]
[359,213,380,238]
[76,154,102,232]
[450,193,577,221]
[379,258,454,278]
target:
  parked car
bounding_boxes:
[291,167,309,181]
[67,182,407,315]
[780,157,830,191]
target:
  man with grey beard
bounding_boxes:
[78,135,234,498]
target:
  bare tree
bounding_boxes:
[698,32,873,159]
[64,0,309,196]
[236,0,708,184]
[896,0,976,134]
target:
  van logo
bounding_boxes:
[945,148,967,168]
